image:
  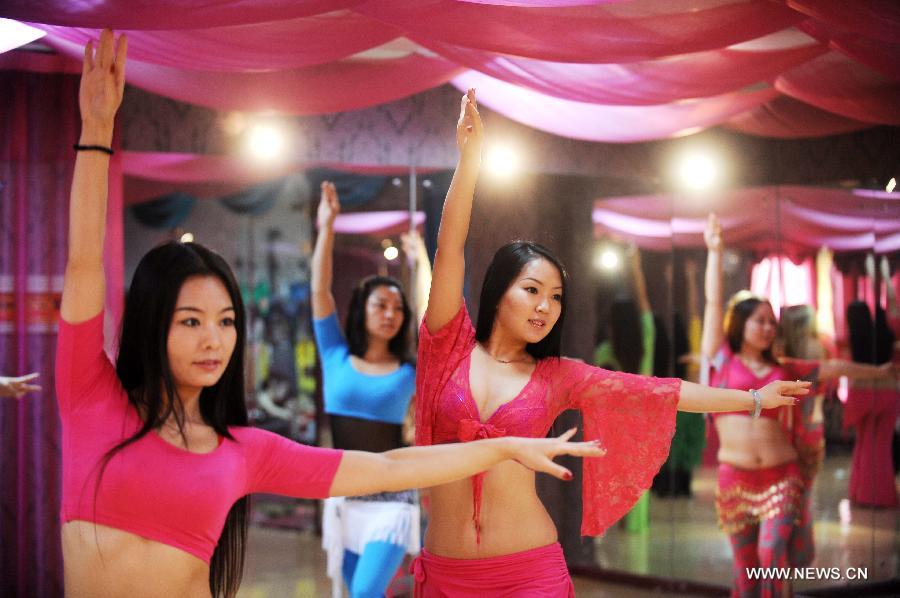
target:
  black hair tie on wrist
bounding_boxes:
[73,143,114,155]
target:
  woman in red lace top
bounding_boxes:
[411,90,811,597]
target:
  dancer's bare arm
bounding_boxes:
[700,213,724,360]
[61,30,127,323]
[311,181,339,319]
[330,428,604,496]
[677,379,810,413]
[818,359,896,381]
[425,89,483,333]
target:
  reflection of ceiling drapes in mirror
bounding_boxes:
[593,186,900,257]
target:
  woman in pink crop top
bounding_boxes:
[701,214,894,598]
[59,31,606,598]
[411,89,810,597]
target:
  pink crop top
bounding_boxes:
[415,303,681,538]
[55,311,343,564]
[709,344,819,421]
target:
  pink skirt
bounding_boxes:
[411,542,574,597]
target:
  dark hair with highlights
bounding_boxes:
[475,241,568,360]
[102,241,249,597]
[344,275,412,363]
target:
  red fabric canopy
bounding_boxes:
[3,0,897,141]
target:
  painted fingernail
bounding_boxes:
[563,471,573,480]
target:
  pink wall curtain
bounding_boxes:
[0,69,123,597]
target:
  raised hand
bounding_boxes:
[704,213,722,252]
[401,230,425,259]
[456,88,484,160]
[0,373,41,399]
[757,380,811,409]
[506,428,605,480]
[79,29,127,134]
[316,181,340,230]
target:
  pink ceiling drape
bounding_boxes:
[2,0,897,141]
[593,186,900,255]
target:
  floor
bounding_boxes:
[238,455,898,597]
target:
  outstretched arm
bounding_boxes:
[700,213,724,360]
[818,359,896,381]
[310,181,339,320]
[329,428,604,496]
[677,379,810,413]
[61,30,127,324]
[425,89,483,333]
[0,373,41,399]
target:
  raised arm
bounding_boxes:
[881,256,900,321]
[425,89,483,333]
[329,428,604,496]
[630,245,651,315]
[60,30,127,324]
[401,230,432,328]
[700,213,724,360]
[628,246,656,374]
[310,181,339,320]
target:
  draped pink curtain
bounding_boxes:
[2,0,896,142]
[593,186,899,255]
[0,69,123,597]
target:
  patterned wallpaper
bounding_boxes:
[119,83,900,188]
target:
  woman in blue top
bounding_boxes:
[311,181,419,598]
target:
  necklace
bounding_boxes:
[480,344,534,365]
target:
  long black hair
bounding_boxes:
[724,292,776,364]
[105,241,249,597]
[609,297,644,374]
[847,300,894,364]
[344,275,412,362]
[475,241,568,360]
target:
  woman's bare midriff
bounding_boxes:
[424,460,557,559]
[715,414,797,469]
[62,521,210,598]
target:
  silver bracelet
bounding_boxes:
[749,389,762,418]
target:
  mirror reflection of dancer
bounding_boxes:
[844,296,899,508]
[58,31,607,598]
[593,246,655,531]
[702,214,894,598]
[411,90,810,597]
[312,181,423,598]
